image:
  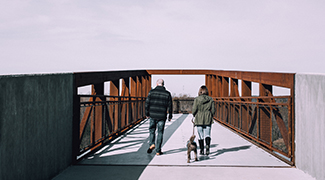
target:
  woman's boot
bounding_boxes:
[198,139,204,155]
[205,137,211,155]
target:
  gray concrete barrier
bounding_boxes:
[295,73,325,180]
[0,73,74,180]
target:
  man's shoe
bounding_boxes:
[156,152,163,156]
[147,144,155,153]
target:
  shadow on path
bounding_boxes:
[66,115,189,180]
[163,144,218,156]
[210,145,251,157]
[137,114,189,155]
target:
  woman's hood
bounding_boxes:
[197,95,212,104]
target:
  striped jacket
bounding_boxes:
[145,86,173,120]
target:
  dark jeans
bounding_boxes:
[149,118,166,153]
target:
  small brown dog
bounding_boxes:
[187,134,198,163]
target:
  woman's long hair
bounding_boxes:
[198,85,209,96]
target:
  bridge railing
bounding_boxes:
[214,96,292,164]
[73,70,151,159]
[203,70,295,165]
[78,95,146,156]
[172,97,195,113]
[171,95,293,164]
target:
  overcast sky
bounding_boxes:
[1,0,324,96]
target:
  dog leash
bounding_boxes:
[191,117,195,135]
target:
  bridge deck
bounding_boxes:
[53,114,315,180]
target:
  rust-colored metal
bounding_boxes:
[216,76,222,97]
[110,80,119,132]
[147,69,294,89]
[74,70,151,159]
[205,74,211,96]
[147,69,210,75]
[230,78,240,128]
[137,76,142,120]
[79,103,92,138]
[142,76,148,117]
[214,95,293,164]
[130,76,138,123]
[120,78,129,128]
[92,84,104,145]
[241,80,251,133]
[210,75,216,97]
[258,84,272,145]
[222,77,229,97]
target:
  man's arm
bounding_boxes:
[145,92,151,118]
[167,93,173,121]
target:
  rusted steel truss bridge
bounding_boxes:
[74,69,294,165]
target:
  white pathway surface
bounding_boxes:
[53,114,315,180]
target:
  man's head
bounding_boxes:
[156,79,164,86]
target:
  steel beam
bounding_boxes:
[110,80,119,132]
[74,70,149,87]
[146,69,294,89]
[121,78,130,128]
[130,76,137,123]
[241,81,252,133]
[91,83,104,144]
[259,84,272,144]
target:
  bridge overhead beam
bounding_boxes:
[211,70,294,89]
[147,69,294,89]
[147,69,210,75]
[74,70,149,87]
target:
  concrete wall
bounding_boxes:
[295,73,325,180]
[0,73,74,180]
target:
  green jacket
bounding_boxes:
[192,95,215,126]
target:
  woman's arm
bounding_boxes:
[192,98,198,116]
[210,99,216,115]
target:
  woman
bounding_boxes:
[192,85,215,155]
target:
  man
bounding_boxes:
[145,79,173,155]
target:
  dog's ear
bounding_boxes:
[190,135,196,141]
